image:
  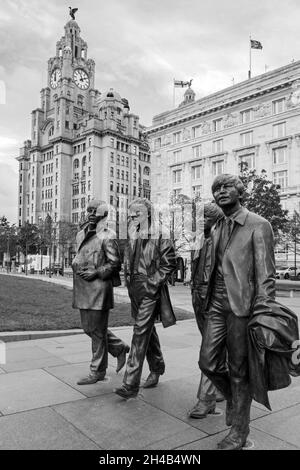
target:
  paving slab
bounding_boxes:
[0,369,85,415]
[46,363,125,398]
[254,376,300,412]
[53,393,207,450]
[141,376,269,436]
[251,402,300,448]
[0,407,100,450]
[5,345,56,362]
[176,426,300,450]
[1,355,69,373]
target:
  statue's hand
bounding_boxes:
[78,268,98,282]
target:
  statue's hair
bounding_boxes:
[87,198,108,217]
[204,202,223,222]
[128,197,152,215]
[211,174,245,197]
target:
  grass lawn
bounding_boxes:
[0,274,193,331]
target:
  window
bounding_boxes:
[273,170,288,190]
[173,169,182,184]
[192,185,202,197]
[143,166,150,176]
[213,139,223,153]
[117,169,120,179]
[173,188,182,198]
[239,154,255,171]
[110,181,114,191]
[213,118,222,132]
[173,150,182,163]
[193,145,201,158]
[110,167,114,177]
[240,109,253,124]
[126,157,129,167]
[173,132,181,144]
[154,138,161,149]
[65,120,70,129]
[88,167,91,176]
[117,155,120,165]
[212,160,224,176]
[133,160,137,170]
[240,131,253,146]
[73,159,79,170]
[110,153,114,162]
[192,165,202,180]
[273,98,285,115]
[273,122,286,139]
[192,125,202,139]
[273,147,287,164]
[133,173,136,182]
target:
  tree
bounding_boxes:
[17,222,40,274]
[0,216,18,268]
[56,220,78,273]
[283,210,300,271]
[239,167,289,239]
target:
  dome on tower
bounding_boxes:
[99,88,122,103]
[179,86,196,107]
[64,20,81,34]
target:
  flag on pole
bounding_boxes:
[174,79,191,88]
[250,39,263,50]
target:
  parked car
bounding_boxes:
[276,266,300,280]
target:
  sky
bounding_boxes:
[1,0,300,223]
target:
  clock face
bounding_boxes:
[50,68,61,89]
[73,69,90,90]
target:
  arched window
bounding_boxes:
[77,95,84,107]
[143,166,150,176]
[48,126,54,137]
[73,158,79,170]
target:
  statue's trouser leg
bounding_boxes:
[146,326,165,375]
[107,330,128,358]
[199,282,251,444]
[124,279,164,389]
[80,309,109,375]
[193,288,222,401]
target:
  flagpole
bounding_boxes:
[173,78,175,108]
[248,35,252,79]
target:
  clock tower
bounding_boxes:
[16,13,151,268]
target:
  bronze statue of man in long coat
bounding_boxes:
[72,198,129,385]
[115,198,176,399]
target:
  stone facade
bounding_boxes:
[147,62,300,216]
[16,19,150,264]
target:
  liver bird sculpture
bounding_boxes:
[69,7,78,20]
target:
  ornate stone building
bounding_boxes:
[16,18,150,263]
[148,62,300,216]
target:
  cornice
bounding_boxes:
[147,81,294,136]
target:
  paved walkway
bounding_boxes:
[0,273,300,450]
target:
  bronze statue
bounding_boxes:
[199,174,276,450]
[72,199,129,385]
[114,198,176,399]
[189,203,225,419]
[69,7,78,20]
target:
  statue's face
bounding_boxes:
[213,179,240,208]
[86,206,101,226]
[128,203,149,233]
